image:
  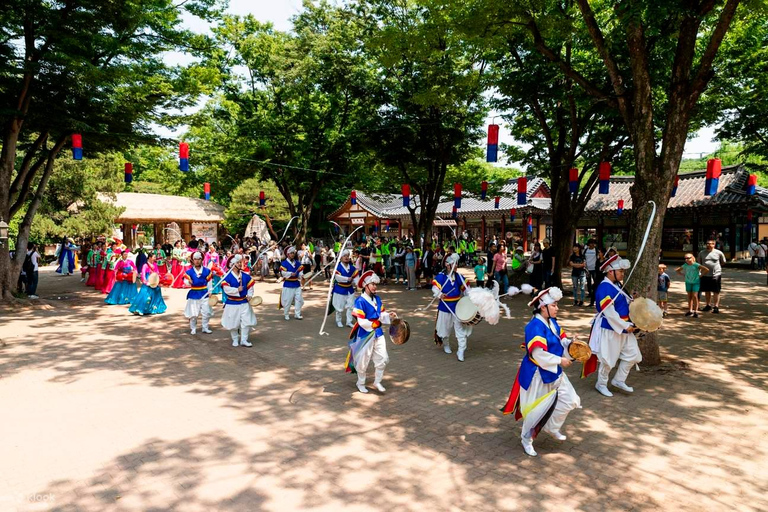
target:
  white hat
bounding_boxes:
[600,254,631,273]
[340,249,351,258]
[286,246,296,255]
[445,253,460,266]
[528,287,563,308]
[231,254,244,265]
[357,270,380,289]
[191,251,203,260]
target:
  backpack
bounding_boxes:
[22,252,34,273]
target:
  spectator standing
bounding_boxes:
[569,244,586,306]
[657,264,671,317]
[474,257,486,288]
[697,239,726,314]
[493,242,509,294]
[759,239,768,270]
[542,239,555,288]
[584,239,598,307]
[421,245,435,286]
[748,239,759,269]
[404,246,417,290]
[677,254,708,317]
[528,242,544,292]
[24,243,40,299]
[486,243,496,288]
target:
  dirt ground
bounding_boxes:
[1,265,766,511]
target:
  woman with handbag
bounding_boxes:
[493,242,509,294]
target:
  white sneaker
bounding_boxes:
[443,344,452,354]
[596,384,614,397]
[373,382,386,392]
[28,295,39,299]
[457,350,465,362]
[346,323,355,328]
[295,315,303,320]
[611,379,634,393]
[231,340,239,347]
[337,321,344,328]
[521,435,537,457]
[190,329,197,335]
[284,316,291,321]
[544,429,567,441]
[80,278,85,283]
[202,327,212,334]
[240,340,253,347]
[357,383,369,393]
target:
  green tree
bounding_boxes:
[355,0,489,246]
[701,12,768,161]
[188,2,378,243]
[0,0,223,299]
[462,10,631,286]
[512,0,750,364]
[28,153,126,243]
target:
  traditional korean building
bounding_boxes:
[327,178,552,250]
[577,165,768,259]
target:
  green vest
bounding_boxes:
[381,241,391,256]
[308,242,314,254]
[334,242,341,253]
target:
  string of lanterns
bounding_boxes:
[73,134,760,224]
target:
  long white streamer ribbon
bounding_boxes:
[319,225,364,336]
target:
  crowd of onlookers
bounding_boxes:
[4,227,753,314]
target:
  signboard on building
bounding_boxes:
[191,223,217,244]
[351,218,366,225]
[433,219,457,227]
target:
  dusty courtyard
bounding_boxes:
[1,266,766,511]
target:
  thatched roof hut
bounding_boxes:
[98,192,225,246]
[99,192,225,223]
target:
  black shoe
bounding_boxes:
[712,307,720,314]
[693,312,699,318]
[685,311,693,317]
[579,301,585,307]
[588,302,594,308]
[702,305,712,312]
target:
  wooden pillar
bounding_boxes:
[692,213,700,254]
[182,222,192,241]
[729,217,736,260]
[596,217,604,250]
[523,218,528,252]
[481,216,486,251]
[501,215,506,241]
[123,223,133,249]
[154,223,163,245]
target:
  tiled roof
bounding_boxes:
[583,165,768,214]
[329,176,551,220]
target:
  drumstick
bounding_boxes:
[415,294,440,312]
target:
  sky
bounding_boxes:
[168,0,719,166]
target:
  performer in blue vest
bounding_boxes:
[332,249,359,328]
[279,246,304,320]
[588,254,642,397]
[220,254,258,347]
[345,270,398,393]
[182,251,214,335]
[501,287,581,457]
[431,252,472,361]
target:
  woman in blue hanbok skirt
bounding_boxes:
[105,250,138,305]
[128,254,167,315]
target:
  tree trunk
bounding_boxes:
[549,176,577,289]
[0,120,23,301]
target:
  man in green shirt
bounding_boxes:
[381,238,391,278]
